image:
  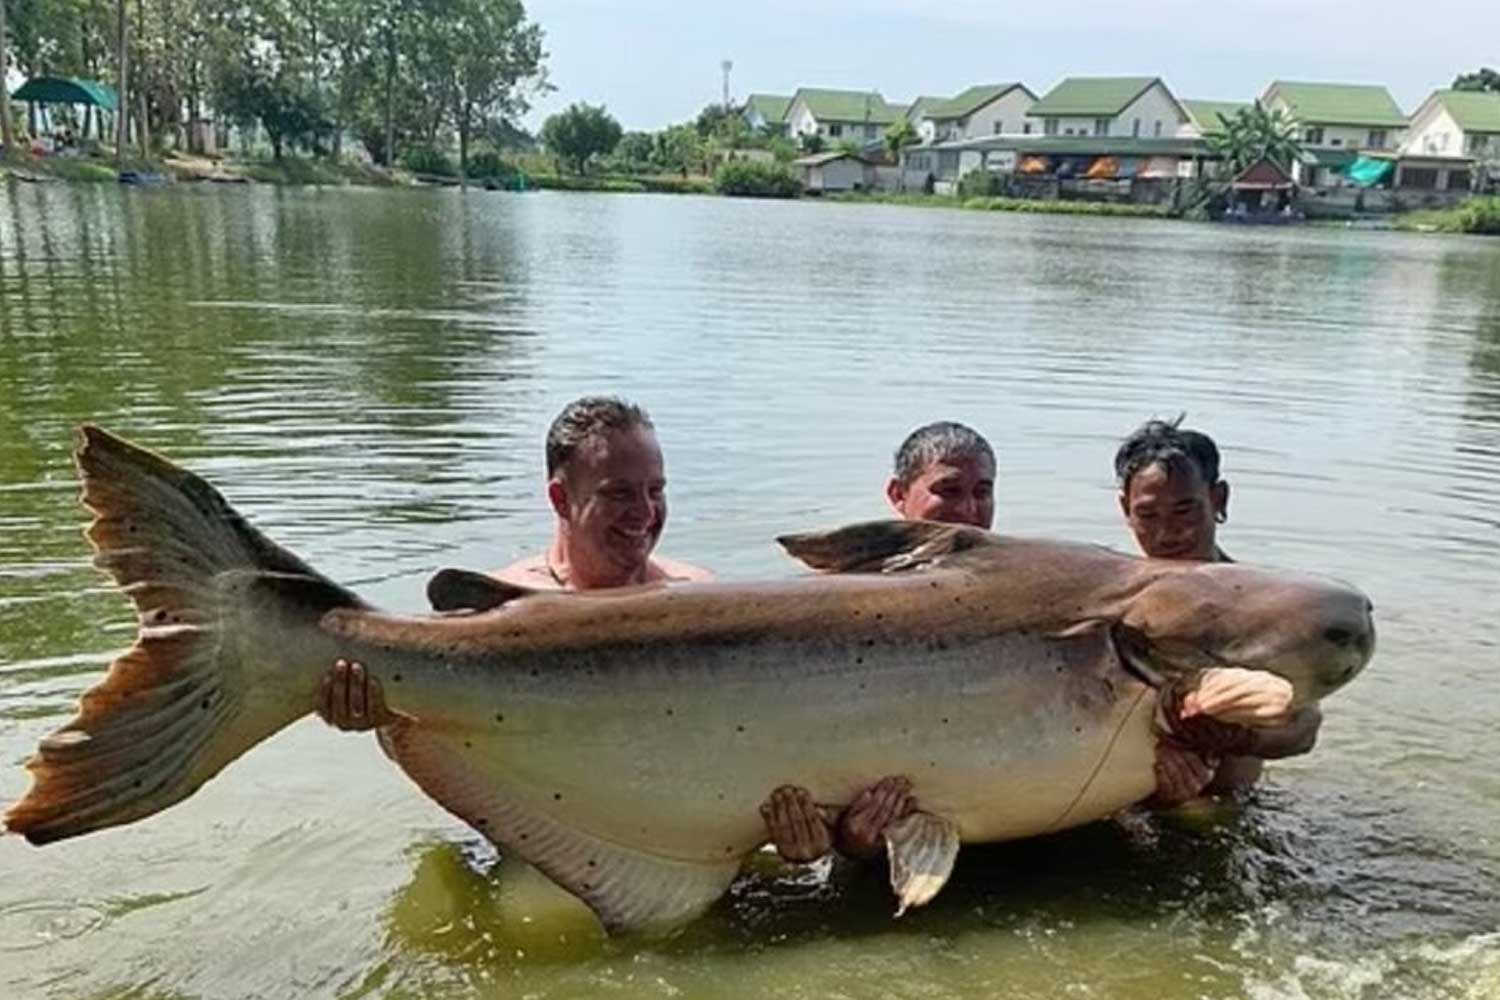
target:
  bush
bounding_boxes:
[961,196,1171,218]
[713,160,801,198]
[400,144,455,177]
[1457,197,1500,234]
[465,149,517,181]
[957,168,1002,199]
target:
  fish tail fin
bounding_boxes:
[4,425,364,845]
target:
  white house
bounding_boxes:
[1403,89,1500,160]
[1025,76,1195,140]
[1260,81,1408,187]
[922,83,1038,143]
[784,88,902,147]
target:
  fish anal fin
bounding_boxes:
[777,519,993,574]
[382,725,738,935]
[427,568,537,613]
[884,811,961,917]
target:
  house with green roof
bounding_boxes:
[743,94,791,135]
[784,88,901,148]
[1025,76,1194,140]
[1260,81,1407,186]
[1395,89,1500,194]
[1404,89,1500,159]
[922,83,1037,143]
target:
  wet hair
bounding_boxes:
[545,396,654,477]
[1114,416,1222,491]
[893,422,995,484]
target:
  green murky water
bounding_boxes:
[2,182,1498,999]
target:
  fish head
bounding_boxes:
[1116,562,1375,705]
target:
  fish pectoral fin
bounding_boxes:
[777,520,993,574]
[426,568,538,613]
[884,811,961,917]
[382,725,739,935]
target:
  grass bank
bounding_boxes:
[823,190,1176,218]
[1393,197,1500,235]
[1,149,162,182]
[527,173,712,194]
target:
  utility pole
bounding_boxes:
[720,59,732,110]
[115,0,128,167]
[0,0,14,150]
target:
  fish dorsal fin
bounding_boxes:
[884,811,961,916]
[426,568,537,613]
[380,725,740,934]
[777,519,994,574]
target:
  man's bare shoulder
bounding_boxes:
[650,555,715,583]
[491,554,565,591]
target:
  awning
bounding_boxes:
[1084,156,1119,180]
[1138,156,1179,179]
[10,77,119,111]
[1342,156,1395,188]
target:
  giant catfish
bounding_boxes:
[4,427,1375,933]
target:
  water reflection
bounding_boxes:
[4,184,1500,999]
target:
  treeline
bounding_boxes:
[539,101,803,178]
[0,0,547,177]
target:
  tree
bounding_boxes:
[1454,68,1500,93]
[540,101,619,174]
[1207,101,1303,174]
[884,118,917,164]
[614,129,652,168]
[799,132,824,154]
[430,0,546,184]
[1,0,15,148]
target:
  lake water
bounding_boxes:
[1,182,1497,1000]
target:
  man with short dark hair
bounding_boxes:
[495,395,710,591]
[1114,416,1323,801]
[886,421,996,530]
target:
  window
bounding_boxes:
[1094,118,1111,136]
[1304,127,1325,144]
[1401,167,1438,190]
[993,120,1004,135]
[1044,117,1059,136]
[1468,134,1490,154]
[1447,169,1472,191]
[1132,118,1141,137]
[1153,120,1163,138]
[866,124,878,139]
[1023,122,1033,135]
[1367,129,1387,149]
[828,123,843,137]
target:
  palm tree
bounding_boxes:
[1208,101,1304,175]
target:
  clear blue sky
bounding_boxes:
[524,0,1497,132]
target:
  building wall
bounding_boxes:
[804,158,870,192]
[963,88,1038,139]
[1404,105,1469,156]
[1116,84,1193,138]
